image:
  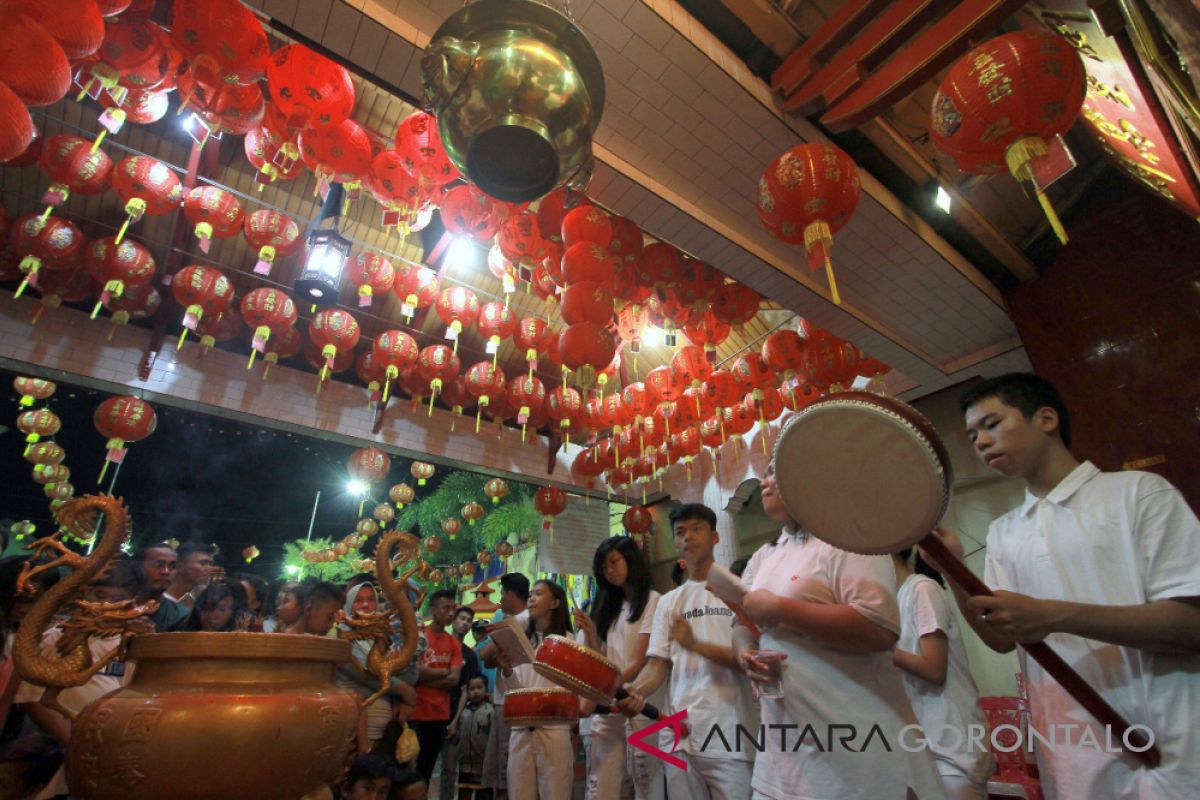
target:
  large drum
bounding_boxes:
[533,635,659,719]
[771,391,1159,766]
[504,688,580,726]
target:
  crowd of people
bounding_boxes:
[2,372,1198,799]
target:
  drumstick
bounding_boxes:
[919,534,1161,768]
[595,691,660,721]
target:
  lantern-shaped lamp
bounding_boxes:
[411,461,435,486]
[442,517,462,541]
[390,482,415,508]
[93,395,156,482]
[297,226,350,307]
[461,501,484,527]
[484,477,509,505]
[534,485,567,535]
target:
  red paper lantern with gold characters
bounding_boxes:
[465,361,506,432]
[417,344,461,412]
[436,286,479,351]
[346,252,395,307]
[177,69,265,135]
[757,143,860,304]
[561,205,611,248]
[171,0,268,85]
[393,263,439,323]
[93,395,156,481]
[172,265,232,340]
[85,237,155,318]
[348,446,391,486]
[17,408,60,444]
[534,485,567,533]
[10,215,86,298]
[461,501,484,527]
[762,329,808,381]
[561,281,613,326]
[622,505,653,536]
[558,323,616,387]
[112,156,183,243]
[507,375,546,431]
[309,308,361,384]
[372,330,419,401]
[267,44,355,130]
[184,186,244,251]
[929,31,1086,243]
[244,209,302,276]
[484,478,509,505]
[39,135,113,207]
[0,11,72,107]
[394,111,459,182]
[240,287,297,366]
[299,118,373,184]
[244,127,305,186]
[477,301,517,358]
[411,461,435,486]
[0,84,34,163]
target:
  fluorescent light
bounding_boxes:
[346,479,368,496]
[935,185,952,214]
[446,237,479,271]
[643,327,663,347]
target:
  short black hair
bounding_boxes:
[176,541,217,564]
[429,588,456,606]
[959,373,1072,448]
[668,503,717,530]
[231,572,269,613]
[670,560,686,586]
[93,558,143,594]
[467,673,488,687]
[729,557,749,577]
[347,572,376,591]
[454,605,474,618]
[135,542,176,562]
[346,751,395,786]
[300,581,342,610]
[499,572,529,601]
[897,547,946,588]
[390,769,424,796]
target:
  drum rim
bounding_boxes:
[771,391,953,554]
[532,661,616,705]
[539,633,621,673]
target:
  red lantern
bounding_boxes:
[703,369,741,410]
[393,111,459,182]
[244,209,302,276]
[9,0,103,60]
[762,329,808,381]
[17,408,60,444]
[25,441,65,467]
[195,305,242,354]
[84,236,155,318]
[459,501,485,528]
[530,262,559,305]
[558,323,616,389]
[645,365,683,406]
[637,243,684,288]
[622,505,653,535]
[98,88,169,127]
[439,517,462,542]
[356,351,385,406]
[93,395,156,481]
[369,150,431,228]
[393,263,439,323]
[112,156,182,243]
[240,288,297,367]
[759,144,860,304]
[560,242,612,284]
[436,286,479,351]
[411,461,436,486]
[183,186,244,252]
[390,482,415,509]
[244,126,304,187]
[561,282,613,326]
[12,381,53,409]
[507,375,546,436]
[930,31,1086,244]
[477,301,518,360]
[0,11,72,107]
[30,267,95,324]
[397,364,426,410]
[439,375,474,430]
[0,83,34,163]
[348,446,391,486]
[497,211,548,282]
[372,330,419,402]
[440,184,504,241]
[266,44,355,130]
[465,361,506,432]
[681,309,730,363]
[172,265,232,346]
[177,70,265,137]
[417,344,461,414]
[171,0,268,86]
[262,327,302,379]
[10,215,86,298]
[545,384,583,444]
[536,188,588,242]
[730,353,774,396]
[780,378,821,412]
[299,118,373,184]
[345,252,395,307]
[609,215,644,267]
[675,261,725,314]
[484,477,509,505]
[309,308,361,385]
[38,135,113,208]
[561,205,612,248]
[722,402,756,440]
[514,316,549,379]
[87,19,169,94]
[672,344,713,394]
[534,486,567,533]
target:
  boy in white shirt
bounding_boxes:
[944,372,1200,799]
[620,503,757,800]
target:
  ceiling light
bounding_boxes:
[345,479,368,496]
[935,185,952,214]
[446,236,481,271]
[642,327,663,347]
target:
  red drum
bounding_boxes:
[533,635,621,705]
[771,391,951,554]
[503,688,580,726]
[772,390,1159,766]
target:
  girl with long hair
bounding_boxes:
[574,536,664,800]
[496,579,574,800]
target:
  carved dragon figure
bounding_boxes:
[337,530,423,706]
[14,495,154,694]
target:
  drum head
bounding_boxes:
[772,392,951,555]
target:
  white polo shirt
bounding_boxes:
[897,573,995,783]
[984,461,1200,799]
[647,579,758,762]
[582,591,667,716]
[742,530,946,800]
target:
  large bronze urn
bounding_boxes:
[421,0,605,202]
[66,633,357,799]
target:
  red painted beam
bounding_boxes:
[772,0,893,96]
[820,0,1030,131]
[781,0,950,115]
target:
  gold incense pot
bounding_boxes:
[11,496,413,799]
[421,0,605,202]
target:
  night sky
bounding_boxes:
[0,366,450,580]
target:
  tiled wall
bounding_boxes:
[0,301,589,492]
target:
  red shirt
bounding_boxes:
[412,625,463,721]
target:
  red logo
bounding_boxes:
[628,710,689,771]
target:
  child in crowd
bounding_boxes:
[186,579,249,632]
[340,752,397,800]
[390,768,428,800]
[454,674,493,799]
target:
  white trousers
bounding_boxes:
[665,751,752,800]
[507,725,574,800]
[586,714,665,800]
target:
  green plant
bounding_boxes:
[281,537,358,582]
